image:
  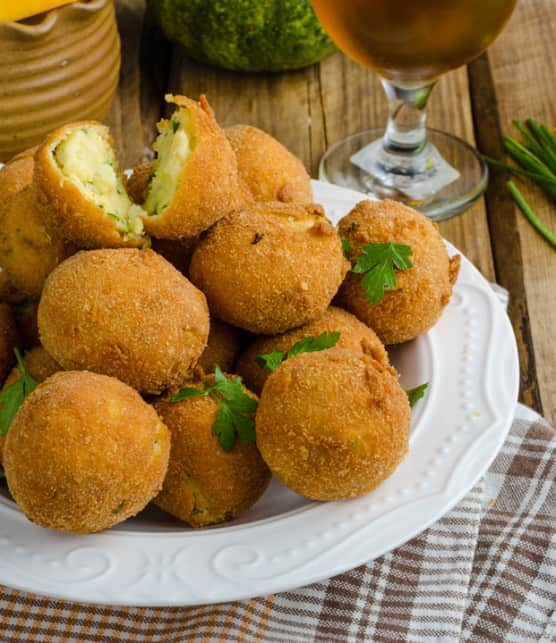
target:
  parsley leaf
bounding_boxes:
[258,332,341,372]
[172,118,180,133]
[213,403,236,452]
[287,332,341,359]
[0,348,39,436]
[352,242,413,305]
[341,236,352,258]
[256,350,286,371]
[170,387,208,402]
[171,366,257,452]
[406,383,428,407]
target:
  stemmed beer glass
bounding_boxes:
[311,0,517,219]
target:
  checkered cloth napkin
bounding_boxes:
[0,403,554,642]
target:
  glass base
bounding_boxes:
[318,128,488,221]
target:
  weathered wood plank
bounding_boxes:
[468,53,543,415]
[107,0,170,168]
[481,1,556,424]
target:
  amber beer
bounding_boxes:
[311,0,516,84]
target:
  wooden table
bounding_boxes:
[108,0,556,425]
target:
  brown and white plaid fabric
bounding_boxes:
[0,403,554,642]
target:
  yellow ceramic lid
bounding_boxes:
[0,0,71,23]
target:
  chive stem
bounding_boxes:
[507,181,556,249]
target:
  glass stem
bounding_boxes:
[381,80,436,155]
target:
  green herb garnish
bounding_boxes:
[257,331,341,372]
[172,119,180,134]
[0,348,39,436]
[507,181,556,247]
[484,119,556,248]
[341,237,352,258]
[352,242,413,305]
[171,365,257,452]
[406,383,428,407]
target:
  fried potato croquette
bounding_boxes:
[0,148,40,303]
[0,148,35,221]
[34,122,148,248]
[0,346,61,467]
[0,303,17,384]
[236,305,389,395]
[337,200,461,344]
[154,382,270,527]
[3,371,170,534]
[256,348,410,501]
[225,124,313,203]
[38,249,209,394]
[127,165,200,273]
[0,187,74,296]
[141,95,250,240]
[190,202,349,334]
[198,319,243,374]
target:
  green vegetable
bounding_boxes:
[484,119,556,248]
[0,348,39,436]
[257,331,341,372]
[172,119,180,134]
[352,242,413,305]
[149,0,337,72]
[341,237,352,258]
[406,383,428,407]
[507,182,556,248]
[171,366,257,452]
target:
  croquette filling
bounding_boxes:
[54,127,145,239]
[143,109,192,217]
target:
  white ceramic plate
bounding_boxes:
[0,180,519,606]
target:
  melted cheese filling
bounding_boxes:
[54,127,144,238]
[143,110,191,217]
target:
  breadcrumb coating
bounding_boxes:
[154,381,270,527]
[236,306,389,395]
[225,124,313,203]
[4,371,170,534]
[256,348,410,501]
[38,249,209,394]
[337,200,460,344]
[189,202,349,334]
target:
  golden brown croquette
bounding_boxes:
[0,303,17,384]
[189,202,349,334]
[337,200,460,344]
[225,124,313,203]
[154,382,270,527]
[38,249,209,394]
[236,306,389,395]
[0,150,34,222]
[0,187,74,296]
[3,371,170,534]
[256,348,410,501]
[141,95,250,240]
[198,319,243,374]
[0,346,62,467]
[34,122,148,249]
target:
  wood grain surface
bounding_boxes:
[108,0,555,425]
